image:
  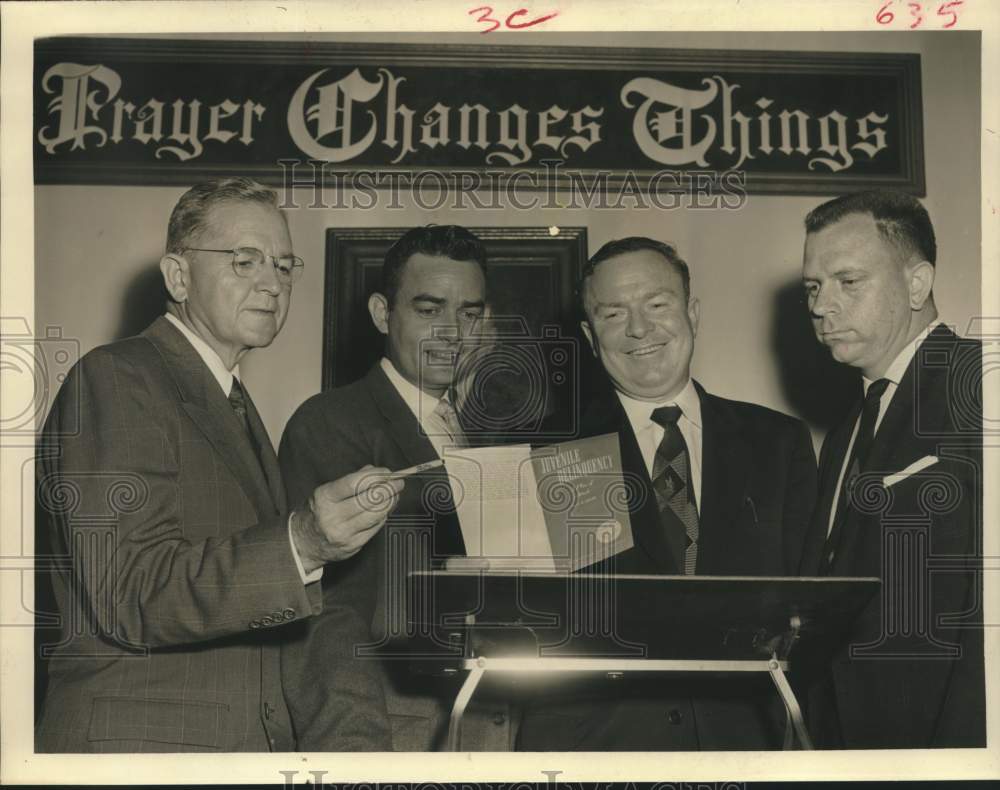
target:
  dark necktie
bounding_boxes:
[651,405,700,575]
[822,378,891,569]
[228,377,262,466]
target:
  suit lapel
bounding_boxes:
[144,317,278,519]
[365,364,440,467]
[864,325,955,476]
[695,384,752,574]
[365,363,466,557]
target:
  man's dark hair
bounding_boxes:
[580,237,691,314]
[382,225,488,306]
[804,189,937,266]
[166,177,280,254]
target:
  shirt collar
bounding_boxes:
[165,312,238,395]
[616,377,702,431]
[379,357,446,423]
[863,318,942,394]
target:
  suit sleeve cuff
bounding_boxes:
[288,512,324,585]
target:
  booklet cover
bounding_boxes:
[444,433,634,571]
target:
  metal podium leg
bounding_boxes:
[447,665,485,751]
[767,658,813,750]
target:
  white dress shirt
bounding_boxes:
[164,313,321,585]
[616,378,703,513]
[380,357,464,458]
[826,318,943,536]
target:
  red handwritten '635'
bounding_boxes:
[469,6,559,33]
[875,1,963,29]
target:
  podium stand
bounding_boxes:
[404,571,879,751]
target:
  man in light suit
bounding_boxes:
[518,237,819,750]
[35,177,401,752]
[279,225,513,751]
[799,190,984,748]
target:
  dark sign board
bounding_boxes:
[34,38,924,195]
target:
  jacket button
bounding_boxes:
[667,709,683,725]
[282,608,296,620]
[260,616,274,626]
[249,620,261,629]
[492,712,506,726]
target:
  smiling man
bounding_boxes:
[35,178,402,753]
[279,225,513,751]
[799,190,984,749]
[518,236,819,751]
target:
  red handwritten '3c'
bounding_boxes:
[469,6,559,34]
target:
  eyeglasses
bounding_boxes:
[185,247,305,285]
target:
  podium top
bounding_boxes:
[406,572,880,660]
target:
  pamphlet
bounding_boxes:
[443,433,633,571]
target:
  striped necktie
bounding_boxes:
[651,405,699,575]
[433,396,467,447]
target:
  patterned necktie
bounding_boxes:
[228,377,262,464]
[433,395,467,448]
[822,377,891,569]
[650,405,700,575]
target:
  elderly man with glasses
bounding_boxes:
[35,177,400,753]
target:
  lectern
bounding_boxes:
[403,571,880,750]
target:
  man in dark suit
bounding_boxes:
[799,190,984,748]
[35,177,401,752]
[518,237,819,750]
[279,225,513,751]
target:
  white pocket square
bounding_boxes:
[883,455,939,488]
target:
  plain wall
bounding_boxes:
[34,31,982,448]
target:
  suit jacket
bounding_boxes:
[518,380,820,750]
[800,325,985,749]
[34,317,321,753]
[278,363,514,751]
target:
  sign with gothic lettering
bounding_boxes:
[33,38,924,195]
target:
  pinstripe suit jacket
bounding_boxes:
[35,317,321,752]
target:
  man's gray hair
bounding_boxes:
[166,177,280,254]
